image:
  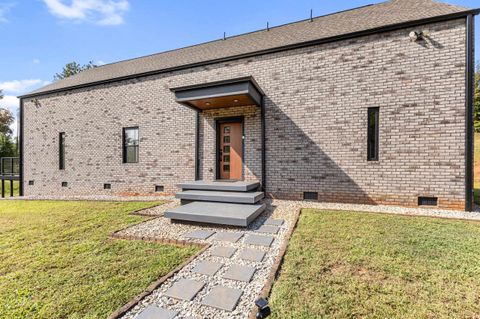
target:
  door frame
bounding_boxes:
[215,116,244,180]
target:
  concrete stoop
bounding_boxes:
[165,181,265,227]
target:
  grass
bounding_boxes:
[0,201,199,319]
[474,132,480,204]
[0,180,19,197]
[269,209,480,319]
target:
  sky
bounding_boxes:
[0,0,479,136]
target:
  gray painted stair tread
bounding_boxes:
[164,279,205,301]
[238,248,266,262]
[210,246,237,258]
[244,234,275,247]
[134,306,178,319]
[255,225,280,234]
[176,190,264,204]
[201,286,243,311]
[178,180,260,192]
[223,264,256,282]
[192,261,223,276]
[183,230,216,240]
[165,202,266,227]
[264,218,284,226]
[214,232,243,243]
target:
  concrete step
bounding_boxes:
[176,190,264,204]
[178,180,260,192]
[165,201,266,227]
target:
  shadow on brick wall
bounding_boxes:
[264,96,376,205]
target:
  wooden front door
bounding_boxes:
[219,122,243,180]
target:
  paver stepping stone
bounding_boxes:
[223,264,256,282]
[210,246,237,258]
[183,230,215,240]
[201,286,243,311]
[264,218,284,226]
[164,279,205,301]
[238,248,266,262]
[214,232,243,243]
[135,305,178,319]
[255,225,280,234]
[192,261,223,276]
[244,234,274,247]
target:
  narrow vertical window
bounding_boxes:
[367,107,379,161]
[59,132,65,170]
[123,127,139,163]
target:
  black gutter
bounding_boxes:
[465,14,475,211]
[261,96,266,193]
[195,111,200,181]
[19,9,480,99]
[19,98,24,196]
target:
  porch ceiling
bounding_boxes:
[170,77,263,111]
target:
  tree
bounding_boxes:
[475,62,480,132]
[0,92,14,136]
[54,61,97,81]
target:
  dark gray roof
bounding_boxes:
[24,0,474,97]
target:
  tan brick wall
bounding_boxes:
[23,18,467,210]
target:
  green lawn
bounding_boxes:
[0,180,19,197]
[0,201,199,319]
[270,209,480,319]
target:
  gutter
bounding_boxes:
[18,9,480,99]
[465,14,475,211]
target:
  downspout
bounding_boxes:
[195,111,200,181]
[465,14,475,211]
[19,98,24,196]
[261,96,266,192]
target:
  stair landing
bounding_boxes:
[178,180,260,192]
[165,201,266,227]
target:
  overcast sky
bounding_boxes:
[0,0,479,136]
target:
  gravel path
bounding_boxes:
[116,199,480,319]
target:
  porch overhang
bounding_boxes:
[170,77,264,111]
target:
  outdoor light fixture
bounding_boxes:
[409,29,430,42]
[233,99,239,103]
[255,298,271,319]
[205,102,211,106]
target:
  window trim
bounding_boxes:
[59,132,65,170]
[367,107,379,161]
[122,126,139,164]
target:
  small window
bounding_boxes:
[155,185,164,192]
[367,107,379,161]
[223,136,230,143]
[104,183,111,190]
[61,182,68,187]
[123,127,139,163]
[224,126,231,134]
[28,180,34,186]
[223,146,230,153]
[59,132,65,170]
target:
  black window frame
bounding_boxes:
[122,127,139,164]
[367,107,379,161]
[59,132,65,170]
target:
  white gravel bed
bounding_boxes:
[6,194,175,202]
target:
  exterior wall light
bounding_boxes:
[409,30,430,42]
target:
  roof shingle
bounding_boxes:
[24,0,473,97]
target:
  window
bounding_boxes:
[104,183,111,190]
[367,107,379,161]
[155,185,164,192]
[59,132,65,170]
[123,127,139,163]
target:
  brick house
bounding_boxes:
[19,0,479,212]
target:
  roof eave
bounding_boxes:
[19,8,480,100]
